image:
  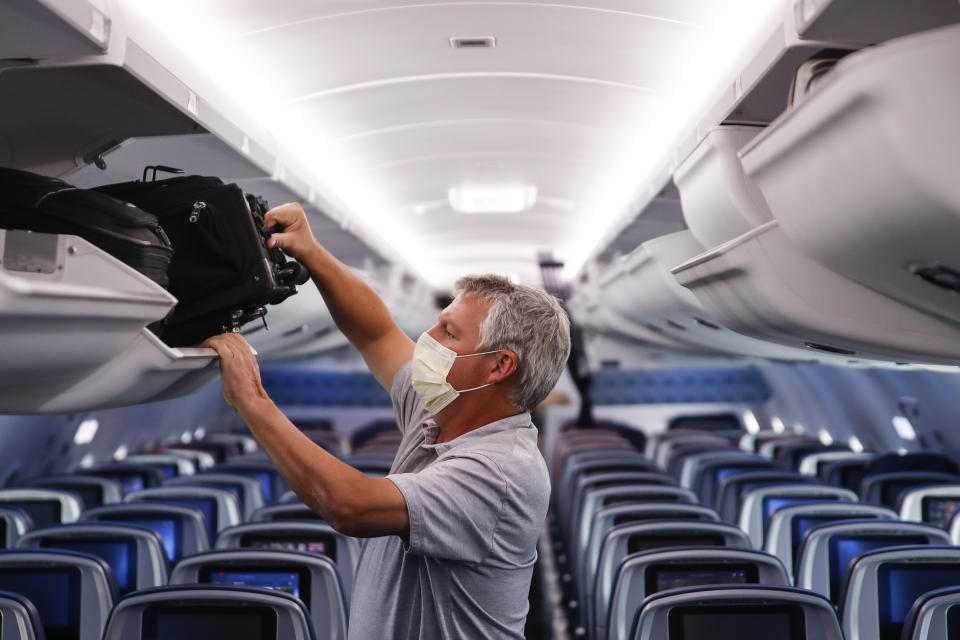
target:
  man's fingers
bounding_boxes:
[266,231,292,250]
[264,202,302,228]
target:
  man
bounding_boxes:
[203,202,571,639]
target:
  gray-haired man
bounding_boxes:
[204,203,572,640]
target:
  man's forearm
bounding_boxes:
[299,242,396,352]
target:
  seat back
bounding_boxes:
[897,484,960,526]
[171,549,347,640]
[163,473,266,520]
[23,475,123,508]
[659,438,732,473]
[101,584,315,640]
[593,521,751,639]
[0,489,83,527]
[678,450,757,489]
[764,502,898,580]
[152,447,216,471]
[901,585,960,640]
[125,487,241,543]
[125,454,196,478]
[694,458,782,507]
[841,546,960,640]
[211,463,289,504]
[859,471,960,508]
[606,548,789,640]
[568,472,675,544]
[0,508,31,548]
[738,483,858,548]
[250,504,324,523]
[81,503,209,562]
[0,590,45,640]
[78,464,165,492]
[795,520,950,605]
[558,456,656,510]
[632,585,843,640]
[18,523,168,595]
[714,471,811,522]
[0,549,115,640]
[216,523,360,600]
[797,451,873,477]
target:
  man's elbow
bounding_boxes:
[326,500,364,537]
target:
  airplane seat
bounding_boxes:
[17,522,168,596]
[349,419,399,450]
[630,585,843,640]
[897,484,960,527]
[714,471,813,523]
[101,584,315,640]
[576,506,721,634]
[0,489,84,528]
[555,454,657,513]
[763,502,898,581]
[757,436,823,460]
[21,475,124,508]
[865,452,960,477]
[840,546,960,640]
[0,589,46,640]
[149,447,216,472]
[797,451,874,478]
[605,547,789,640]
[591,520,752,639]
[215,522,360,602]
[666,413,743,436]
[280,491,301,504]
[119,453,197,479]
[664,442,736,479]
[692,458,784,509]
[78,464,166,493]
[170,549,348,640]
[558,420,647,451]
[900,585,960,640]
[80,503,209,563]
[250,504,324,523]
[163,473,266,521]
[340,452,396,477]
[794,520,950,606]
[650,431,730,470]
[737,483,858,548]
[820,457,877,493]
[163,441,235,464]
[124,487,241,545]
[943,509,960,545]
[566,471,676,544]
[775,442,850,470]
[0,549,116,640]
[0,509,31,548]
[859,471,960,508]
[210,462,289,505]
[551,438,638,482]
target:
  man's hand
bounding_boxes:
[202,333,270,413]
[264,203,317,262]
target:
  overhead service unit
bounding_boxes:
[671,25,960,366]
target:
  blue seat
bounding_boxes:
[606,548,789,640]
[859,471,960,508]
[212,462,290,504]
[17,522,168,596]
[737,483,858,548]
[795,520,950,605]
[714,470,812,522]
[901,585,960,640]
[78,464,165,493]
[0,508,31,548]
[250,504,324,523]
[171,549,348,640]
[0,489,83,527]
[163,473,266,520]
[124,486,241,543]
[0,589,45,639]
[0,549,116,640]
[897,484,960,526]
[631,585,843,640]
[101,584,315,640]
[22,475,124,508]
[81,503,209,562]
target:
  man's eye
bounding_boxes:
[445,330,455,339]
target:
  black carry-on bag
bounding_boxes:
[0,167,174,288]
[95,173,309,347]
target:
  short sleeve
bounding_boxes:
[389,360,423,436]
[388,454,506,563]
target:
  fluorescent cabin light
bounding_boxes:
[742,410,760,434]
[448,186,537,214]
[848,436,864,453]
[892,415,917,440]
[73,418,99,445]
[818,429,834,446]
[771,417,785,433]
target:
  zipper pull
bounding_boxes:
[189,201,206,223]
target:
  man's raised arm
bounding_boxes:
[264,203,415,389]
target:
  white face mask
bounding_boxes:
[411,332,501,415]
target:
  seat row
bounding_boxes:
[549,425,960,640]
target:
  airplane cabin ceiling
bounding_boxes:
[132,0,786,287]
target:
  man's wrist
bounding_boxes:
[236,393,277,424]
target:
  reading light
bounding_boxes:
[448,186,537,214]
[73,418,99,445]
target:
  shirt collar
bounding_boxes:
[420,412,533,453]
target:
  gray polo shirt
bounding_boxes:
[347,361,551,640]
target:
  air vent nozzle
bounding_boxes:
[449,36,496,49]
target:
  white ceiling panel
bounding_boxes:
[129,0,788,288]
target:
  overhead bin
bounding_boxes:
[0,0,109,59]
[741,24,960,327]
[672,220,960,366]
[597,230,842,363]
[673,126,772,247]
[793,0,960,46]
[0,229,218,414]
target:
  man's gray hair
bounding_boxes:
[454,274,572,412]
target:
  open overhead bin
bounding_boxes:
[672,220,960,366]
[0,230,218,414]
[741,24,960,328]
[0,0,110,60]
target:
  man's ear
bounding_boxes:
[489,350,518,383]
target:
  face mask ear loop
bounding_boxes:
[454,382,496,393]
[454,349,503,359]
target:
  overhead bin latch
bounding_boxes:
[911,263,960,294]
[142,165,185,182]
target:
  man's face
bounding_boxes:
[427,292,494,391]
